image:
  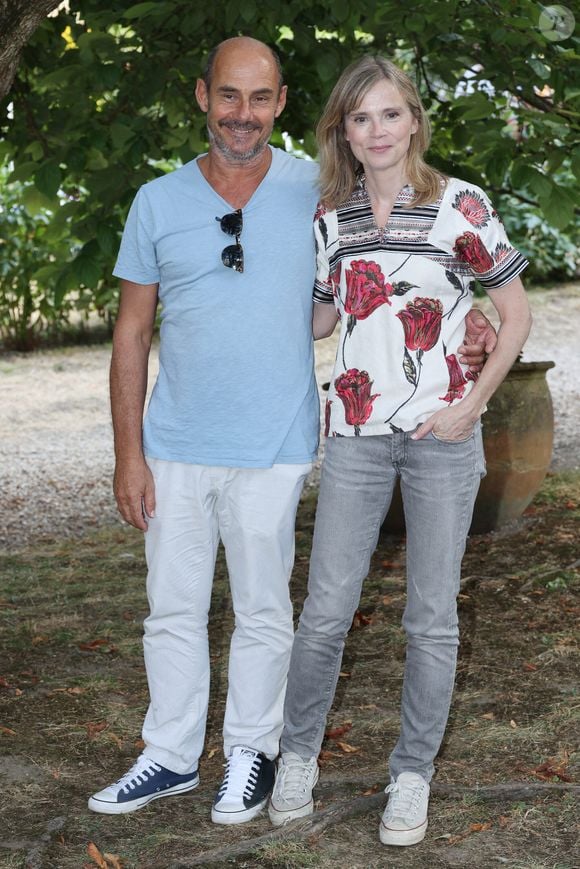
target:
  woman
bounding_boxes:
[268,56,532,846]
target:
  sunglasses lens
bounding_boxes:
[222,243,244,273]
[220,210,243,236]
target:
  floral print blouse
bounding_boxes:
[313,177,528,437]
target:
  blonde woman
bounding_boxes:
[269,56,531,846]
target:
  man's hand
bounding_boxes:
[113,456,156,531]
[458,308,498,372]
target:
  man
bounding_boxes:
[88,36,495,825]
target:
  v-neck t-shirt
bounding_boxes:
[113,147,320,467]
[313,177,528,437]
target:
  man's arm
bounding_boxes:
[458,308,498,370]
[110,279,159,530]
[413,277,531,441]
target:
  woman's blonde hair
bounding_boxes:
[317,55,446,209]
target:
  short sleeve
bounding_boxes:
[313,205,337,304]
[431,182,528,290]
[113,187,160,285]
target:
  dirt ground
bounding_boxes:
[0,283,579,867]
[0,472,578,868]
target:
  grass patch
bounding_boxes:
[0,473,578,867]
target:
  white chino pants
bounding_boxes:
[141,458,311,774]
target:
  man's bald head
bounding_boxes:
[203,37,284,95]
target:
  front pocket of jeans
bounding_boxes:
[430,429,474,445]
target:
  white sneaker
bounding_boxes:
[268,752,319,826]
[379,771,429,846]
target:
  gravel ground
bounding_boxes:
[0,284,578,553]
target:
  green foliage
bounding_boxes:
[0,0,578,340]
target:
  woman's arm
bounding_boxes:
[313,301,339,340]
[412,276,532,441]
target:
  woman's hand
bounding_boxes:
[412,403,480,442]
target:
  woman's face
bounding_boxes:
[343,79,418,177]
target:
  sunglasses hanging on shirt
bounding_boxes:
[216,209,244,273]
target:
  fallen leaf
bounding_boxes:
[381,595,393,606]
[533,754,572,782]
[103,854,124,869]
[509,720,517,728]
[336,741,360,754]
[498,815,510,828]
[78,638,110,651]
[207,747,218,760]
[32,635,49,646]
[338,671,351,678]
[14,688,23,696]
[381,560,397,569]
[87,842,108,868]
[325,722,352,740]
[470,822,492,832]
[523,663,538,671]
[85,721,108,740]
[352,610,372,628]
[134,738,145,751]
[0,726,16,736]
[564,500,577,510]
[482,712,495,720]
[362,784,380,795]
[0,677,9,688]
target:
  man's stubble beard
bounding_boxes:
[207,122,271,164]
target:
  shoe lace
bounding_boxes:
[278,756,316,798]
[114,756,162,794]
[219,752,260,799]
[384,777,426,819]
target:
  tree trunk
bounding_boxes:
[0,0,63,101]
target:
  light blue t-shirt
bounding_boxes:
[113,147,320,467]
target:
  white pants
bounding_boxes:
[141,458,311,774]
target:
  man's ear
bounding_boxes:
[274,84,288,118]
[195,78,209,112]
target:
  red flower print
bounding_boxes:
[344,259,394,331]
[396,297,443,352]
[452,189,490,228]
[440,353,469,404]
[324,399,332,437]
[334,368,379,435]
[314,202,327,221]
[466,369,479,383]
[493,242,511,263]
[454,232,494,274]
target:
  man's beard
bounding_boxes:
[207,120,270,163]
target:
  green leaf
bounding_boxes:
[123,2,160,19]
[528,58,550,79]
[541,186,576,230]
[8,162,39,183]
[34,162,62,199]
[22,186,54,215]
[73,256,101,288]
[97,224,118,256]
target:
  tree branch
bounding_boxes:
[0,0,63,102]
[169,781,580,867]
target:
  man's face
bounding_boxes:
[196,44,287,164]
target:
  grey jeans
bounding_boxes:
[281,426,485,782]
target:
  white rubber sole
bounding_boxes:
[211,795,269,825]
[268,798,314,827]
[379,818,428,846]
[88,775,199,814]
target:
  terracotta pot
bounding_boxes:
[382,360,555,536]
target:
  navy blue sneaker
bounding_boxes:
[88,754,199,814]
[211,746,275,825]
